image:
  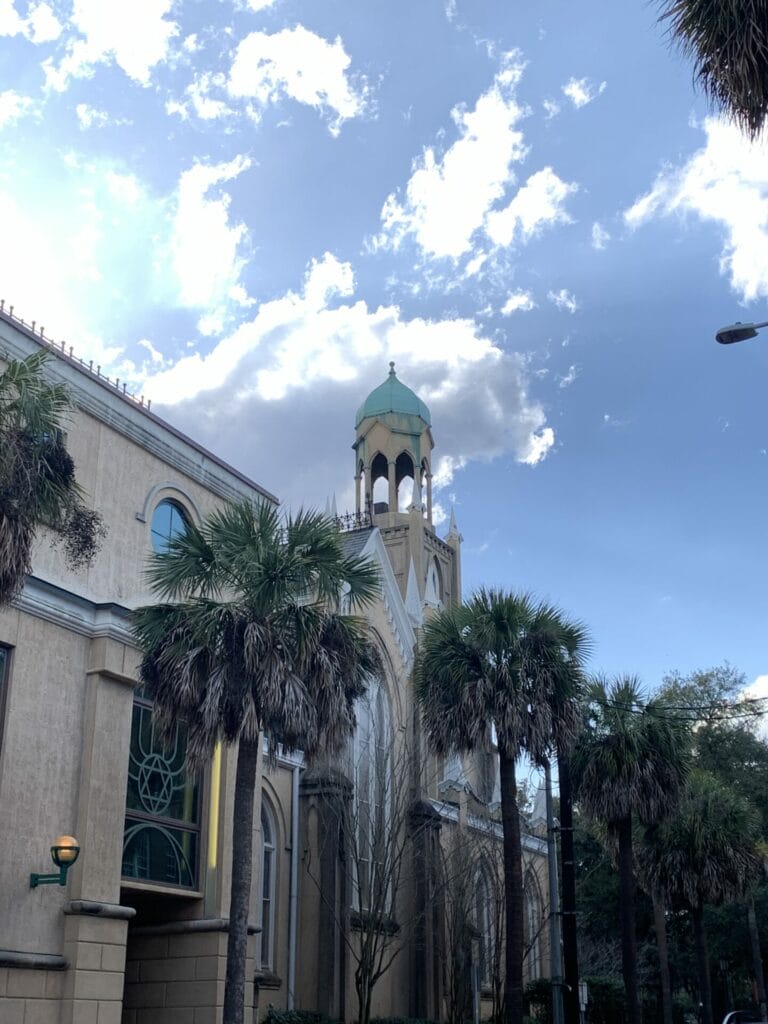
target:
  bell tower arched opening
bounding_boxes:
[395,451,416,512]
[371,452,389,513]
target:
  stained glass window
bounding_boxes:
[122,689,200,889]
[353,677,391,912]
[474,865,494,989]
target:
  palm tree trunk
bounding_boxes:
[747,896,768,1021]
[557,750,580,1024]
[691,900,713,1024]
[617,815,641,1024]
[652,891,673,1024]
[223,736,260,1024]
[499,751,525,1024]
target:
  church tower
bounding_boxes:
[353,363,461,615]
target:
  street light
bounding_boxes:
[715,320,768,345]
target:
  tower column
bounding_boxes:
[388,460,397,513]
[364,464,372,513]
[355,472,361,515]
[426,472,432,523]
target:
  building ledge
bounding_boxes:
[0,950,67,970]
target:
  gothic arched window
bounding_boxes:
[425,556,443,609]
[353,676,391,911]
[259,799,277,970]
[474,864,495,990]
[524,876,543,981]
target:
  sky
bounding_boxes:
[2,0,768,695]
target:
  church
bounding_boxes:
[0,307,549,1024]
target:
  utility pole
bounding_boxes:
[557,750,581,1024]
[544,759,564,1024]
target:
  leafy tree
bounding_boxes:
[639,771,762,1024]
[571,677,690,1024]
[416,589,589,1024]
[0,350,105,603]
[657,0,768,139]
[133,501,380,1024]
[662,664,768,1020]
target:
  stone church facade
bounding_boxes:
[0,308,549,1024]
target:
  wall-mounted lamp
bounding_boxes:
[30,835,80,888]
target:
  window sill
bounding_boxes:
[350,909,400,936]
[255,969,282,990]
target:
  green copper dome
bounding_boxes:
[355,363,431,428]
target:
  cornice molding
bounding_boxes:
[13,576,134,644]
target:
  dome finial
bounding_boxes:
[388,361,396,376]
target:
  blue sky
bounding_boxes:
[2,0,768,694]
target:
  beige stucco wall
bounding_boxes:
[0,611,90,953]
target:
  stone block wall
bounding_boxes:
[122,926,255,1024]
[0,965,64,1024]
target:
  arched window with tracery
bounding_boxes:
[259,799,277,970]
[474,863,495,990]
[352,675,391,911]
[524,875,543,981]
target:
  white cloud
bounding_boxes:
[548,288,579,313]
[138,338,167,366]
[0,0,24,35]
[246,0,276,8]
[377,53,528,259]
[562,77,606,109]
[0,0,60,40]
[501,290,536,314]
[625,117,768,303]
[43,0,178,90]
[486,167,577,246]
[171,156,252,310]
[27,2,61,40]
[0,150,260,387]
[543,98,560,120]
[558,364,579,388]
[227,25,367,135]
[591,221,610,250]
[166,72,237,122]
[0,90,35,128]
[143,253,555,506]
[75,103,131,129]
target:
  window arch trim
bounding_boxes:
[137,481,202,525]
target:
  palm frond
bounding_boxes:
[133,497,380,772]
[572,674,691,831]
[639,769,762,908]
[658,0,768,139]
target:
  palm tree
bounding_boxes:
[658,0,768,139]
[133,501,380,1024]
[639,771,762,1024]
[570,677,690,1024]
[0,350,105,604]
[416,589,590,1024]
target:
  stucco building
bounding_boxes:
[0,307,549,1024]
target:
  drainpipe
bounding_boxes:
[287,761,300,1009]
